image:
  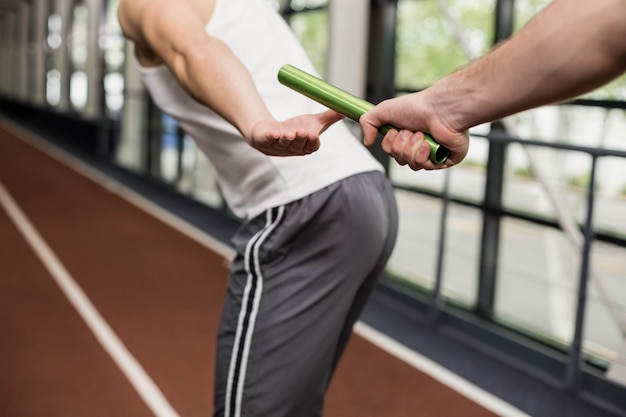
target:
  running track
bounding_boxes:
[0,118,529,417]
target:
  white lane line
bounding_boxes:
[354,322,532,417]
[0,180,180,417]
[1,117,529,416]
[0,117,235,262]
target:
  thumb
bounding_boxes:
[359,113,381,147]
[317,110,345,133]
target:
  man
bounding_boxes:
[117,0,398,416]
[360,0,626,171]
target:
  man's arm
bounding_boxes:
[117,0,342,156]
[360,0,626,170]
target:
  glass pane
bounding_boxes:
[386,189,443,291]
[389,135,488,203]
[386,191,481,307]
[514,0,551,31]
[46,69,61,106]
[506,105,626,148]
[586,241,626,371]
[70,71,88,109]
[288,9,328,76]
[291,0,328,9]
[441,204,481,307]
[46,14,63,106]
[502,132,626,239]
[503,145,593,225]
[104,0,126,118]
[396,0,495,89]
[595,156,626,239]
[495,218,580,348]
[70,4,88,111]
[177,136,224,210]
[160,114,181,183]
[152,113,225,210]
[496,221,626,367]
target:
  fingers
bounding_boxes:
[265,132,320,156]
[266,112,338,155]
[285,132,320,154]
[318,110,344,133]
[381,129,433,170]
[248,120,322,156]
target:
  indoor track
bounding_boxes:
[0,119,522,416]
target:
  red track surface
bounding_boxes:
[0,121,500,417]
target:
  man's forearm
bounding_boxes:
[428,0,626,132]
[173,36,275,138]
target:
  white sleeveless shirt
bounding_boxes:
[135,0,383,219]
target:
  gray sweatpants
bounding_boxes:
[213,171,398,417]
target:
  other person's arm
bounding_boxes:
[360,0,626,170]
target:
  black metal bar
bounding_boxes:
[479,130,626,158]
[176,126,185,183]
[395,91,626,111]
[477,123,506,318]
[567,98,626,110]
[365,0,398,173]
[564,155,598,389]
[429,170,451,323]
[494,0,515,44]
[475,0,515,318]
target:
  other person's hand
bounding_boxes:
[248,110,344,156]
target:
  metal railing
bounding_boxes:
[388,122,626,393]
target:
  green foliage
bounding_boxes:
[291,0,328,10]
[460,158,484,170]
[513,0,551,31]
[286,0,626,100]
[513,165,535,180]
[569,173,590,189]
[289,11,329,76]
[395,0,626,100]
[395,0,495,89]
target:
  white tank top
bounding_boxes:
[135,0,383,219]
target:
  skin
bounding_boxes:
[360,0,626,171]
[117,0,344,157]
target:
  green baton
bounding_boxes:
[277,64,449,164]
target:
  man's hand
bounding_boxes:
[247,110,344,156]
[359,93,469,170]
